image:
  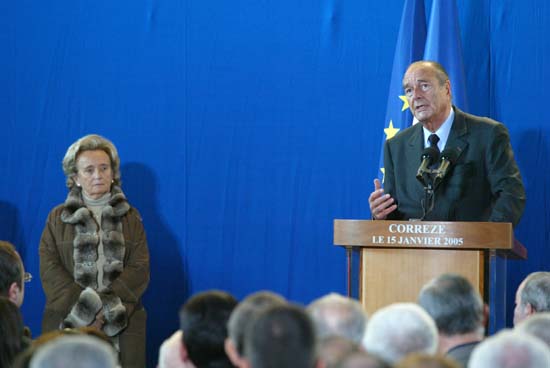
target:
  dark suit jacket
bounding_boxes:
[383,107,525,226]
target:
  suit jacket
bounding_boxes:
[446,341,479,368]
[383,107,525,226]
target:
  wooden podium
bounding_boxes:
[333,220,527,333]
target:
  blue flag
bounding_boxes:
[424,0,468,110]
[378,0,427,181]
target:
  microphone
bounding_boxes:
[416,146,440,181]
[435,147,461,182]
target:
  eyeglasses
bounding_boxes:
[24,272,32,283]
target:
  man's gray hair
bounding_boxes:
[30,335,118,368]
[469,330,550,368]
[418,273,484,336]
[516,312,550,348]
[307,293,368,344]
[227,290,286,355]
[62,134,121,189]
[521,272,550,312]
[363,303,438,364]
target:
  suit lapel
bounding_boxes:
[445,107,469,161]
[406,123,425,157]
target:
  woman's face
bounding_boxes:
[74,150,113,199]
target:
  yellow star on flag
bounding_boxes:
[380,167,385,183]
[384,120,400,140]
[399,95,409,111]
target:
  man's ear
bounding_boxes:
[225,338,245,367]
[482,304,490,327]
[8,282,21,305]
[180,341,189,361]
[525,302,535,316]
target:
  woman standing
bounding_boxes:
[40,134,150,367]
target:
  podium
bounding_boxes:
[333,220,527,333]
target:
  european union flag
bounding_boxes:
[424,0,468,110]
[378,0,427,182]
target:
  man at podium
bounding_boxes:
[369,61,525,227]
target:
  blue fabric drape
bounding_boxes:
[2,1,550,366]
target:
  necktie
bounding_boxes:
[428,133,440,153]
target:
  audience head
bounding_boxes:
[179,290,238,368]
[515,312,550,348]
[307,293,368,344]
[335,351,391,368]
[317,336,360,368]
[0,296,27,368]
[0,240,26,307]
[395,353,460,368]
[514,271,550,325]
[29,335,118,368]
[469,330,550,368]
[225,290,287,366]
[363,303,438,364]
[244,304,317,368]
[418,273,484,336]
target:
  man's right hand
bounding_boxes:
[369,179,397,220]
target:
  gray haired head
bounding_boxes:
[363,303,438,364]
[469,330,550,368]
[307,293,368,344]
[30,335,118,368]
[227,290,287,355]
[521,272,550,312]
[418,273,484,336]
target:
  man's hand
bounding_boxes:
[369,179,397,220]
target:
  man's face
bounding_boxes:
[513,281,530,326]
[403,65,451,129]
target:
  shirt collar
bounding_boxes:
[423,107,454,151]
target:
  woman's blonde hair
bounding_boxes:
[62,134,121,189]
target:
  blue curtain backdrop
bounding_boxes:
[2,0,550,365]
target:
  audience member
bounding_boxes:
[469,330,550,368]
[335,351,391,368]
[13,329,84,368]
[513,271,550,325]
[417,273,485,367]
[395,353,460,368]
[317,336,360,368]
[29,335,118,368]
[225,291,287,367]
[0,240,28,307]
[515,312,550,348]
[307,293,368,344]
[179,290,238,368]
[363,303,438,364]
[244,304,318,368]
[0,296,29,368]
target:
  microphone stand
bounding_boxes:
[418,169,437,220]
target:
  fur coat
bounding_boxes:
[40,186,150,367]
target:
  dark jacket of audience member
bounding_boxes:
[0,296,30,367]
